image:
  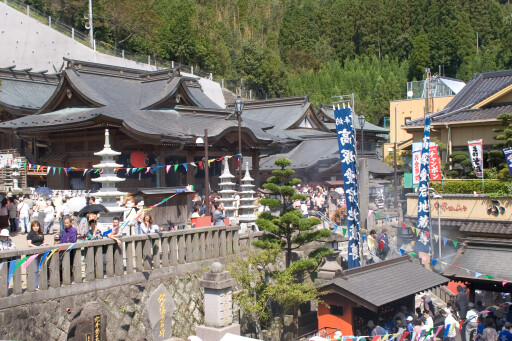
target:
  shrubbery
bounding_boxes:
[430,180,511,195]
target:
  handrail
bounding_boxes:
[0,225,242,299]
[293,326,339,341]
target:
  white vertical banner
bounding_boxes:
[412,142,422,185]
[468,139,483,178]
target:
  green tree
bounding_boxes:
[487,113,512,180]
[409,34,430,79]
[254,158,332,268]
[445,151,474,178]
[252,157,332,336]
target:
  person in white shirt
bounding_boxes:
[422,310,434,340]
[464,303,480,341]
[17,197,30,234]
[43,200,55,234]
[442,308,460,341]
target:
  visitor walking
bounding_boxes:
[43,200,55,235]
[8,196,18,233]
[17,196,30,234]
[441,308,460,341]
[377,228,390,260]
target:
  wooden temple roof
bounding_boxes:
[0,59,281,147]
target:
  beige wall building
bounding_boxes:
[384,96,454,157]
[403,70,512,163]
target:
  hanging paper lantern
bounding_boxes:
[130,151,147,168]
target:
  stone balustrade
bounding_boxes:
[0,225,243,300]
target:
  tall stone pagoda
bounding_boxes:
[217,157,237,224]
[92,129,127,229]
[238,162,257,233]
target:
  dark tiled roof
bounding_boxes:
[443,70,512,113]
[460,221,512,235]
[407,69,512,127]
[443,239,512,282]
[367,158,394,175]
[260,138,340,170]
[320,256,448,311]
[318,106,389,133]
[0,60,276,145]
[0,74,58,112]
[407,104,512,126]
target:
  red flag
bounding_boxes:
[425,231,430,239]
[372,336,381,341]
[197,161,203,170]
[398,332,409,341]
[429,145,442,181]
[401,222,406,231]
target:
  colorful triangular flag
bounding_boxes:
[174,164,178,172]
[399,248,405,256]
[183,163,188,171]
[443,237,448,246]
[452,240,458,247]
[474,272,482,279]
[166,165,171,173]
[503,280,509,286]
[431,258,438,266]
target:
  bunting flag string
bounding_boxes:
[0,186,189,282]
[20,153,243,178]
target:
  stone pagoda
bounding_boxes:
[92,129,127,230]
[217,157,237,224]
[238,162,257,233]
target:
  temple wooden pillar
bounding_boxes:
[186,154,194,186]
[252,153,260,189]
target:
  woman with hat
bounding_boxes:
[0,228,15,250]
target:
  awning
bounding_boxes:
[442,239,512,285]
[460,221,512,236]
[319,256,448,312]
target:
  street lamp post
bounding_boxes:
[358,113,366,158]
[235,96,244,187]
[197,130,210,216]
[433,193,442,259]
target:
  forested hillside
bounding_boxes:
[27,0,512,124]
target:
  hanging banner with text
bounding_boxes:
[412,142,422,185]
[416,117,431,254]
[429,144,442,181]
[504,147,512,180]
[334,105,361,269]
[468,139,483,178]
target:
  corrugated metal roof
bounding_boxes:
[443,239,512,282]
[321,256,448,311]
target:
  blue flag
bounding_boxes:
[504,148,512,179]
[416,117,431,253]
[334,106,361,268]
[443,237,448,246]
[7,259,16,285]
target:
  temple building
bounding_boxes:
[0,59,278,191]
[0,59,392,192]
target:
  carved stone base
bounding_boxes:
[195,324,241,341]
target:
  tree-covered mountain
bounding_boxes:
[27,0,512,124]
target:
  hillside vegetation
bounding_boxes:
[27,0,512,124]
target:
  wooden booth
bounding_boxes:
[317,257,448,337]
[133,187,194,230]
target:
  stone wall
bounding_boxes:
[0,267,205,340]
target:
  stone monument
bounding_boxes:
[67,301,108,341]
[11,165,20,190]
[196,262,240,341]
[143,283,176,341]
[217,158,237,223]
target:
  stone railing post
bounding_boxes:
[196,262,240,341]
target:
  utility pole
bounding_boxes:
[88,0,94,48]
[394,104,398,209]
